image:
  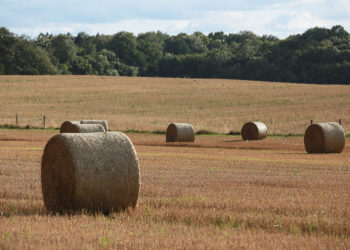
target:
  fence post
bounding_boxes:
[339,118,341,125]
[43,115,46,129]
[16,114,18,127]
[310,120,313,125]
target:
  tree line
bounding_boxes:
[0,25,349,84]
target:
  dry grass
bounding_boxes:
[0,75,349,134]
[0,129,349,249]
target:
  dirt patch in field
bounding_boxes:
[0,129,56,142]
[129,134,306,152]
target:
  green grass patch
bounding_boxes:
[0,124,308,137]
[227,131,241,136]
[124,129,165,135]
[196,129,216,135]
[269,133,304,138]
[0,124,58,131]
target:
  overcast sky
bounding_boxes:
[1,0,350,38]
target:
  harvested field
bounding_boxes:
[0,129,349,249]
[0,76,349,248]
[0,76,350,134]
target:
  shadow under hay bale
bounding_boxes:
[60,121,80,133]
[241,122,267,140]
[66,123,105,133]
[166,123,195,142]
[304,122,345,153]
[81,120,108,132]
[41,132,140,214]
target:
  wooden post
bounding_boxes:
[310,120,313,125]
[339,118,341,125]
[43,115,46,129]
[16,114,18,127]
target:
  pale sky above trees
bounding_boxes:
[1,0,350,38]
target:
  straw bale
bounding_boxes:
[241,122,267,140]
[304,122,345,153]
[166,123,195,142]
[81,120,108,132]
[41,132,140,213]
[66,124,105,133]
[60,121,80,133]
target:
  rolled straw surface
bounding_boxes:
[81,120,108,132]
[304,122,345,153]
[241,122,267,140]
[41,132,140,213]
[66,124,105,133]
[166,123,195,142]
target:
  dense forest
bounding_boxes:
[0,25,349,84]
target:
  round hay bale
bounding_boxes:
[166,123,195,142]
[60,121,80,133]
[65,124,105,133]
[41,132,140,214]
[80,120,108,132]
[241,122,267,140]
[304,122,345,153]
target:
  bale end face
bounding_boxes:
[304,124,325,153]
[60,121,80,133]
[166,123,177,142]
[41,134,76,213]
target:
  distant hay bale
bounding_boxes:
[241,122,267,140]
[166,123,195,142]
[66,124,105,133]
[304,122,345,153]
[80,120,108,132]
[60,121,80,133]
[41,132,140,214]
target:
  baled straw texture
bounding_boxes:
[166,123,195,142]
[81,120,108,132]
[304,122,345,153]
[60,121,80,133]
[41,132,140,214]
[241,122,267,140]
[66,124,105,133]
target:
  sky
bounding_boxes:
[1,0,350,38]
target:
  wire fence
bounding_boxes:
[275,118,346,134]
[2,114,48,129]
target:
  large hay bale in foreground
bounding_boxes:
[166,123,195,142]
[81,120,108,132]
[304,122,345,153]
[41,132,140,213]
[66,124,105,133]
[60,121,80,133]
[241,122,267,140]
